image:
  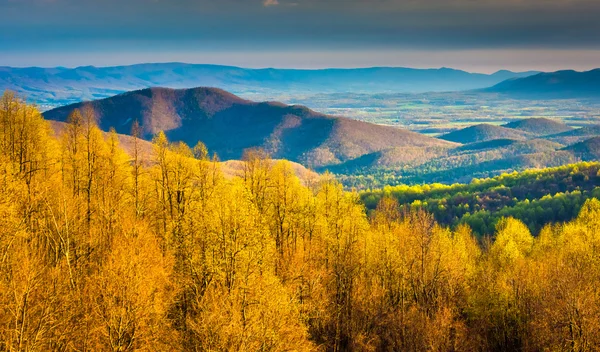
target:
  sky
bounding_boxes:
[1,0,599,72]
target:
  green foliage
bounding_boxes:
[361,162,600,236]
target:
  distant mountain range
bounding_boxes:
[483,69,600,98]
[0,63,538,108]
[43,87,455,168]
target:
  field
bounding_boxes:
[246,91,600,135]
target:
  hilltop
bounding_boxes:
[503,117,573,136]
[43,87,455,168]
[5,89,600,352]
[439,124,531,144]
[338,118,589,188]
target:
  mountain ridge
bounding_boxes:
[43,87,456,168]
[0,63,539,108]
[482,68,600,98]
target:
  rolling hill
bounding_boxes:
[410,139,566,182]
[0,64,538,108]
[503,118,573,136]
[483,69,600,98]
[43,87,455,168]
[337,117,584,187]
[439,124,531,144]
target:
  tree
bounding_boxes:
[88,225,176,351]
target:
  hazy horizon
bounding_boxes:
[2,49,600,74]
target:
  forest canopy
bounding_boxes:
[2,91,600,351]
[361,162,600,236]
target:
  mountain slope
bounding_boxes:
[0,64,538,108]
[439,124,531,144]
[49,120,318,182]
[43,87,455,168]
[503,118,573,136]
[50,120,154,157]
[483,69,600,98]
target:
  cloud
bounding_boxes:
[2,0,599,54]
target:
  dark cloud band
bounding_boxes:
[1,0,599,61]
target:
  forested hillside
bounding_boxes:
[3,91,600,351]
[362,163,600,235]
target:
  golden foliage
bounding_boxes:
[2,92,600,351]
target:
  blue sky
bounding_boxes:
[1,0,599,72]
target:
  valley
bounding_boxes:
[280,92,600,136]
